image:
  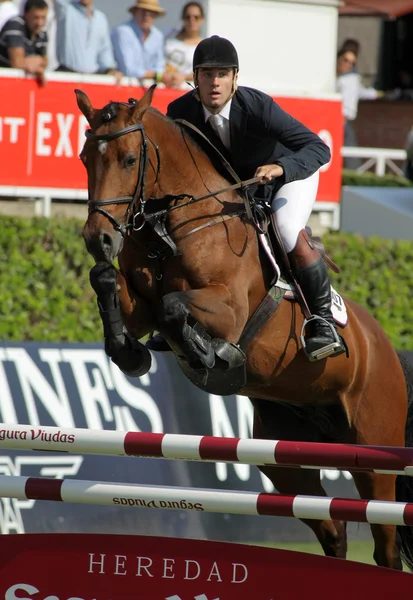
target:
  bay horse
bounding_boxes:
[75,85,413,571]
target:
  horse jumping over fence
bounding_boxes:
[75,85,413,570]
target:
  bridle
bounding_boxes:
[84,103,262,260]
[85,100,161,238]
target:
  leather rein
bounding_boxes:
[85,104,261,256]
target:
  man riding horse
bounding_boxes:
[147,35,346,361]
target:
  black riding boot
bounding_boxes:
[295,258,346,361]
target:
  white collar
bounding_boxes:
[203,98,232,122]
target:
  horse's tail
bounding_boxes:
[396,351,413,570]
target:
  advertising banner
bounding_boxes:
[0,74,342,202]
[1,533,411,599]
[0,342,365,543]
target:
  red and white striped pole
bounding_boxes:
[1,423,413,475]
[1,474,413,526]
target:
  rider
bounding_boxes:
[147,35,346,361]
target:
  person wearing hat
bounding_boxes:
[112,0,174,86]
[147,35,345,362]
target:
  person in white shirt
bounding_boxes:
[336,48,384,169]
[0,0,18,32]
[164,1,204,89]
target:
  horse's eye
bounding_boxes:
[124,155,137,168]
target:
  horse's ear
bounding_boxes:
[75,89,95,124]
[130,84,157,122]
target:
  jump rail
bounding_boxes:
[1,474,413,526]
[1,423,413,475]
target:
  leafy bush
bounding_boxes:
[324,232,413,350]
[1,217,412,349]
[0,217,99,341]
[342,169,413,188]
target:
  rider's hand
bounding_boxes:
[255,163,284,184]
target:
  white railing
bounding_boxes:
[341,147,407,177]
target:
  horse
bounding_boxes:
[75,84,413,571]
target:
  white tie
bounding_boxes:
[209,113,230,149]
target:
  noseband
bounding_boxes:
[84,101,160,237]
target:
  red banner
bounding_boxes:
[0,75,342,202]
[0,534,410,598]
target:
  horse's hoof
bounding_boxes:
[109,338,152,377]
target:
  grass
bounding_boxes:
[246,540,375,565]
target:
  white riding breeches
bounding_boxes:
[270,170,320,253]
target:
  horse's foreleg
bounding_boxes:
[89,263,153,377]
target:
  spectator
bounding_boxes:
[0,0,48,86]
[339,38,360,58]
[19,0,57,70]
[336,48,382,168]
[112,0,174,86]
[338,37,384,100]
[164,2,204,89]
[0,0,18,32]
[53,0,122,83]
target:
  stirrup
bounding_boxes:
[300,315,346,362]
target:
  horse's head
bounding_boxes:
[75,85,157,263]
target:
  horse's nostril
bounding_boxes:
[100,232,113,249]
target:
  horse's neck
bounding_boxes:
[151,112,233,196]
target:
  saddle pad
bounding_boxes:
[284,286,348,327]
[330,286,348,327]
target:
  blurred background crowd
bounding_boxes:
[0,0,413,180]
[0,0,206,88]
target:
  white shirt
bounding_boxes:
[336,72,360,121]
[203,99,232,149]
[165,36,195,76]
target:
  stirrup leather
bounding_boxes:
[300,315,346,362]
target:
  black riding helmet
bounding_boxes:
[193,35,239,71]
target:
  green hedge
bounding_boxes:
[0,217,99,342]
[323,232,413,350]
[342,169,413,188]
[1,217,412,349]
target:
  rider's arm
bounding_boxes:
[259,93,331,184]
